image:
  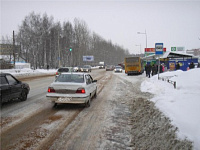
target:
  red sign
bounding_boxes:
[145,48,166,52]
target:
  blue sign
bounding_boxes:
[155,43,163,55]
[83,56,94,62]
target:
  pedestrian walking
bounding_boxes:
[47,65,49,70]
[145,64,148,77]
[146,64,152,78]
[176,62,180,70]
[162,64,165,72]
[159,64,163,73]
[197,62,200,68]
[189,62,195,69]
[152,64,156,76]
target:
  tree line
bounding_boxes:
[1,12,130,69]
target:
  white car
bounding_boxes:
[46,73,97,107]
[114,66,123,73]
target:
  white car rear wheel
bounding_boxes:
[94,88,97,98]
[85,96,91,107]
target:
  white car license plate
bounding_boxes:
[57,97,72,102]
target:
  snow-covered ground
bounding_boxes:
[0,68,57,78]
[141,68,200,150]
[1,68,199,149]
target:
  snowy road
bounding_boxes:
[0,69,193,150]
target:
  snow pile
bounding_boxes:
[141,68,200,149]
[0,68,57,79]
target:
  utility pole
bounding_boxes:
[13,30,16,68]
[58,33,61,68]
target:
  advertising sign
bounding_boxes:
[83,56,94,62]
[177,47,185,51]
[171,47,185,52]
[155,43,163,55]
[145,48,166,52]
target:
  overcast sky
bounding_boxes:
[1,0,200,54]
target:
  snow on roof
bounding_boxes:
[143,52,194,60]
[161,51,194,59]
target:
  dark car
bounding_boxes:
[55,67,74,78]
[99,65,105,69]
[80,65,92,72]
[106,65,114,71]
[0,73,30,104]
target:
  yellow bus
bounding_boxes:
[124,56,144,75]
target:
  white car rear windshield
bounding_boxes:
[116,66,122,69]
[56,74,84,83]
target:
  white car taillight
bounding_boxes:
[76,88,85,94]
[48,87,55,93]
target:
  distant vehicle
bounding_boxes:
[56,67,74,78]
[46,73,97,107]
[106,65,114,71]
[80,65,92,72]
[73,66,81,72]
[114,66,123,73]
[0,73,30,104]
[99,65,105,69]
[124,57,144,75]
[99,62,105,69]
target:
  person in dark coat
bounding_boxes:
[197,62,200,68]
[146,64,152,78]
[145,64,148,77]
[152,64,156,76]
[176,62,180,70]
[189,62,195,69]
[159,65,163,73]
[47,65,49,70]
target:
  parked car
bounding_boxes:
[80,65,92,72]
[0,73,30,105]
[106,65,114,71]
[114,66,123,73]
[46,73,97,107]
[56,67,74,78]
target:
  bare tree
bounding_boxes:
[13,12,129,68]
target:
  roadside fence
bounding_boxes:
[158,76,176,89]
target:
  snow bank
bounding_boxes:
[0,68,57,79]
[141,68,200,149]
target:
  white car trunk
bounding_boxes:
[51,82,85,93]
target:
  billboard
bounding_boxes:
[83,56,94,62]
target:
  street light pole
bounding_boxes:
[137,29,147,48]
